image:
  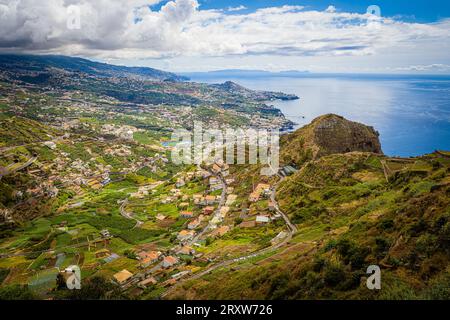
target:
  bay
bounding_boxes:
[188,73,450,157]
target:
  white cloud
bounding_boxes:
[227,5,247,12]
[0,0,449,72]
[325,5,336,13]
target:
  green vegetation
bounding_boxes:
[0,56,448,301]
[170,151,450,300]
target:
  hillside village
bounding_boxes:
[1,55,449,301]
[0,79,297,299]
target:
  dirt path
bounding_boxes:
[380,160,391,183]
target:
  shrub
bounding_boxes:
[438,222,450,253]
[324,239,337,252]
[336,239,353,257]
[349,247,371,269]
[324,264,346,287]
[423,274,450,300]
[312,257,325,272]
[57,276,129,300]
[292,205,326,224]
[374,237,391,259]
[0,268,9,284]
[336,239,371,270]
[268,273,290,298]
[124,249,137,260]
[338,272,362,291]
[409,219,428,236]
[379,219,394,231]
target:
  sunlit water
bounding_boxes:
[188,74,450,157]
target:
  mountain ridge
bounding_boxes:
[0,54,189,82]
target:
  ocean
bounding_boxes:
[187,73,450,157]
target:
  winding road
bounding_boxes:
[119,181,165,229]
[0,156,37,180]
[160,175,297,299]
[190,169,227,245]
[119,198,144,229]
[270,179,298,233]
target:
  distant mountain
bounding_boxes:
[212,81,299,101]
[182,69,310,79]
[0,54,188,82]
[0,54,296,123]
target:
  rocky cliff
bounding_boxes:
[281,114,383,165]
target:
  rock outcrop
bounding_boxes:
[281,114,383,165]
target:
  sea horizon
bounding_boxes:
[186,73,450,158]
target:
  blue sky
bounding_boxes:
[1,0,450,73]
[137,0,450,73]
[154,0,450,23]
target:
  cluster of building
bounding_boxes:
[249,183,271,202]
[101,124,142,141]
[20,181,59,199]
[112,241,204,289]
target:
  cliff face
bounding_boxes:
[311,114,383,157]
[281,114,383,165]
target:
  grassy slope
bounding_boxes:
[0,116,60,148]
[169,152,450,299]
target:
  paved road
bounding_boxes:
[0,135,68,155]
[161,175,297,299]
[0,156,37,180]
[119,181,165,229]
[380,160,391,183]
[161,222,294,299]
[116,159,174,229]
[119,198,143,229]
[190,169,227,245]
[270,179,298,233]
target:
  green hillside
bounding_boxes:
[167,126,450,300]
[0,117,61,148]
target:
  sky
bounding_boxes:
[0,0,450,73]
